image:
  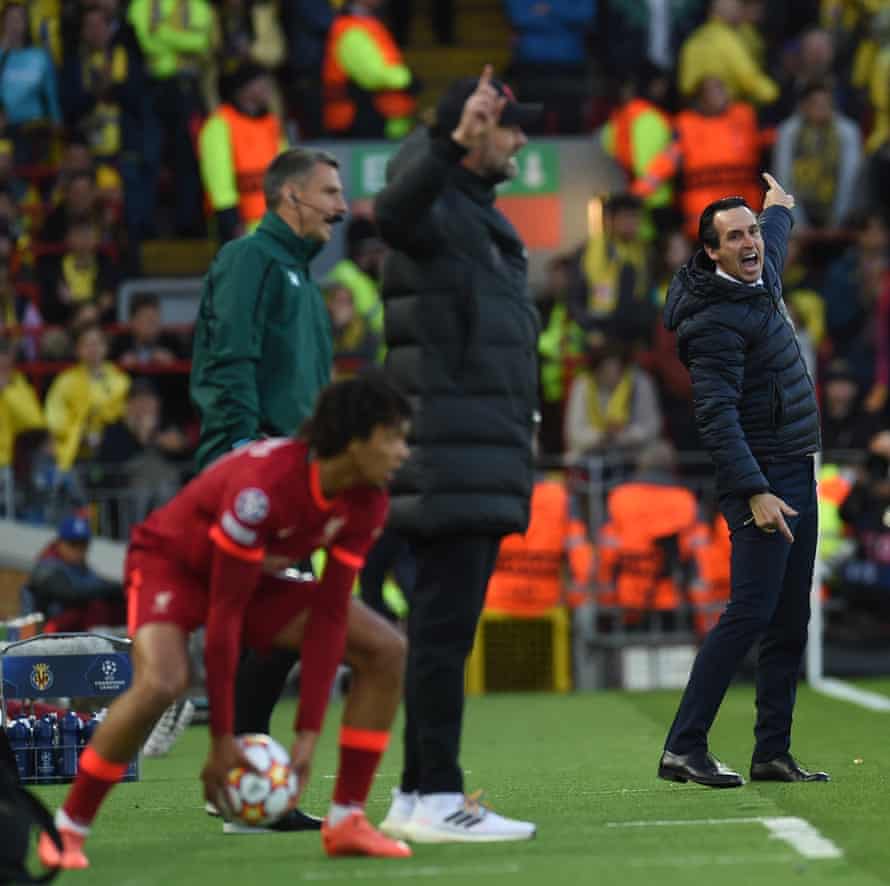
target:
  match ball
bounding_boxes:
[223,734,299,827]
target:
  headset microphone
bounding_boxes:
[290,194,345,225]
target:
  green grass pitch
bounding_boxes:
[32,679,890,885]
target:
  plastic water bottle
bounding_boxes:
[82,713,100,751]
[60,711,83,778]
[7,718,33,780]
[33,715,57,783]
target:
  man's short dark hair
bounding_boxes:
[698,196,753,249]
[74,322,104,346]
[129,292,160,318]
[66,169,95,189]
[302,370,411,457]
[263,149,339,210]
[604,193,643,215]
[129,377,159,399]
[797,77,834,105]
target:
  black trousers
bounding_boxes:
[233,561,312,736]
[665,458,818,761]
[401,533,502,794]
[359,528,416,623]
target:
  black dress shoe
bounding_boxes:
[218,806,324,833]
[750,753,830,782]
[658,748,744,788]
[267,808,324,831]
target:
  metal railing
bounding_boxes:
[1,458,193,539]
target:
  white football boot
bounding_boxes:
[403,791,536,843]
[142,699,195,757]
[378,788,418,840]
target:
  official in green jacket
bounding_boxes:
[190,147,348,469]
[190,147,410,841]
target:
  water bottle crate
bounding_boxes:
[9,734,139,785]
[1,633,140,784]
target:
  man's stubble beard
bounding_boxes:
[483,154,519,185]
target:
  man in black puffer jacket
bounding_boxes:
[374,66,540,842]
[658,174,829,788]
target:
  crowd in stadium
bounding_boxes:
[2,0,890,637]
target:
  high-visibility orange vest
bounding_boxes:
[217,104,282,225]
[639,103,763,240]
[322,15,416,135]
[485,479,593,615]
[687,514,731,635]
[674,104,762,238]
[596,483,699,616]
[612,98,671,173]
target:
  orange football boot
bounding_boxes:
[38,828,90,870]
[322,811,412,858]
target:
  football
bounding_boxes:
[222,734,299,827]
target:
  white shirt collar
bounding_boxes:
[716,266,763,287]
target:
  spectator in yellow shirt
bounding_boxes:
[0,336,44,468]
[45,323,130,470]
[678,0,779,106]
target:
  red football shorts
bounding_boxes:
[125,548,319,653]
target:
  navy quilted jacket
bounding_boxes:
[663,206,820,523]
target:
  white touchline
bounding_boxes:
[810,677,890,712]
[607,816,843,860]
[761,817,843,859]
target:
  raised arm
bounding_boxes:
[374,64,504,251]
[759,173,795,278]
[373,134,464,251]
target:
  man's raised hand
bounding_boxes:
[452,64,505,149]
[762,172,795,211]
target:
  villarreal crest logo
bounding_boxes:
[29,662,54,692]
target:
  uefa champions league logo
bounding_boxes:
[235,488,270,525]
[92,657,127,693]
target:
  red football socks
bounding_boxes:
[63,747,129,827]
[332,727,389,806]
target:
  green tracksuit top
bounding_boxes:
[190,211,332,469]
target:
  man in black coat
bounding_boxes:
[658,174,829,787]
[374,66,540,842]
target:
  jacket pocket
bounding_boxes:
[769,373,786,429]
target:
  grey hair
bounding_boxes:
[263,148,339,210]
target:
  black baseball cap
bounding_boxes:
[434,76,542,135]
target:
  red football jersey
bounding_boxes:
[129,438,388,736]
[132,437,387,576]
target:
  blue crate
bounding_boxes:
[1,632,139,784]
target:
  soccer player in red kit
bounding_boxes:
[40,372,413,868]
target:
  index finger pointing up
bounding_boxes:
[762,172,782,191]
[478,63,494,86]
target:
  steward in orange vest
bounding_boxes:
[485,476,593,616]
[632,76,772,241]
[596,441,727,631]
[600,65,674,228]
[198,63,284,242]
[322,1,416,139]
[686,512,731,636]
